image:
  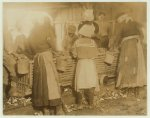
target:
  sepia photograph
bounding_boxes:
[2,1,147,116]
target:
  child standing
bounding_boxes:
[72,23,99,109]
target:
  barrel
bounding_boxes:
[104,51,114,65]
[56,55,68,72]
[17,58,30,74]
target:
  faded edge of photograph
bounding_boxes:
[2,1,147,116]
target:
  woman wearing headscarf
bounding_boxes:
[25,17,64,115]
[72,20,99,109]
[113,13,146,97]
[78,9,100,47]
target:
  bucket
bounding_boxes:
[17,58,30,74]
[56,55,67,72]
[104,51,114,65]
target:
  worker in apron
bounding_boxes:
[72,18,99,109]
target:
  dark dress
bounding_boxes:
[25,23,62,107]
[114,21,146,88]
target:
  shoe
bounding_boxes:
[8,87,22,97]
[88,104,94,109]
[77,104,84,110]
[49,109,55,115]
[43,108,50,115]
[34,111,43,115]
[56,105,65,115]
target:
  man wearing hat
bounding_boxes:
[62,25,78,53]
[72,18,99,109]
[96,12,111,49]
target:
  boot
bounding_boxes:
[76,92,83,110]
[122,87,129,96]
[49,109,55,115]
[9,87,20,97]
[9,81,21,97]
[55,105,65,115]
[49,106,55,115]
[86,88,94,109]
[134,87,139,98]
[43,107,50,115]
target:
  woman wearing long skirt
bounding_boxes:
[113,13,146,97]
[25,17,64,115]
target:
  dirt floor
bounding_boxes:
[3,83,147,116]
[3,44,147,116]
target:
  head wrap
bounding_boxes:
[116,12,133,23]
[98,12,106,16]
[115,12,126,19]
[78,24,95,38]
[83,9,94,21]
[67,25,76,33]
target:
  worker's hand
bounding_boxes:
[11,53,19,59]
[72,54,77,59]
[8,51,13,55]
[91,34,99,38]
[109,46,114,52]
[113,47,119,52]
[19,54,28,59]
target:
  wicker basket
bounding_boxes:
[16,61,33,96]
[16,48,119,95]
[17,58,30,74]
[58,48,119,86]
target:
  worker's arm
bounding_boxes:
[109,22,123,50]
[71,40,78,58]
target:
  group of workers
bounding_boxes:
[3,9,146,115]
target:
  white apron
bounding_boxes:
[75,59,99,91]
[73,38,99,91]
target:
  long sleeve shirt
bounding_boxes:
[62,34,78,52]
[113,20,141,48]
[25,23,57,58]
[96,20,111,37]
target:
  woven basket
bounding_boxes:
[16,49,119,94]
[104,51,115,65]
[17,59,30,74]
[16,61,33,96]
[56,55,68,72]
